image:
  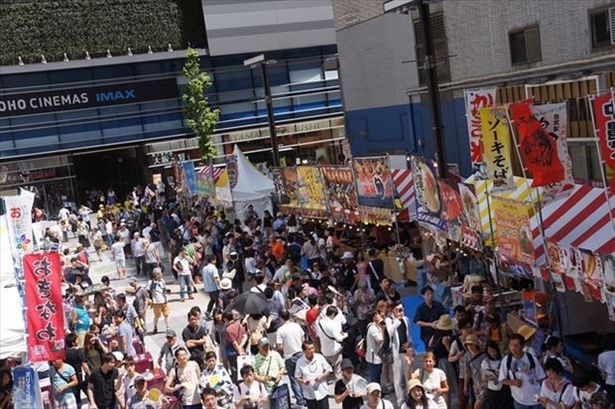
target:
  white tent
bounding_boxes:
[230,145,274,224]
[0,214,26,359]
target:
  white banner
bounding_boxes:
[3,188,35,258]
[465,88,497,179]
[531,102,574,203]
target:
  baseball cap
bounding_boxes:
[258,337,270,347]
[128,277,137,284]
[341,358,354,371]
[366,383,381,394]
[166,329,176,338]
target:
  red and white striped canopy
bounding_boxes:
[391,169,417,222]
[532,184,615,263]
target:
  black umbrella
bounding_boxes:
[230,291,268,315]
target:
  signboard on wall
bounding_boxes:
[0,78,178,117]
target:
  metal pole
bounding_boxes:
[417,0,447,178]
[260,63,280,168]
[483,180,506,320]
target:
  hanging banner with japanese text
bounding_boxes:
[12,366,43,409]
[181,161,198,197]
[509,99,565,187]
[480,106,515,191]
[196,165,216,200]
[531,102,574,203]
[23,253,65,362]
[296,166,328,218]
[465,88,497,178]
[492,196,535,266]
[591,92,615,194]
[352,157,395,209]
[214,169,233,210]
[410,156,445,230]
[4,188,35,257]
[321,166,359,224]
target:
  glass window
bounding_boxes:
[92,64,134,81]
[2,72,49,91]
[48,69,92,86]
[289,61,323,84]
[590,9,612,48]
[214,67,253,92]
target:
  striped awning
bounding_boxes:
[392,169,417,222]
[532,184,615,259]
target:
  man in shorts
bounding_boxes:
[147,267,170,334]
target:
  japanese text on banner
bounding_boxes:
[23,253,65,362]
[531,102,574,203]
[480,106,515,191]
[509,99,565,187]
[591,92,615,194]
[4,189,35,257]
[321,166,359,224]
[465,88,496,178]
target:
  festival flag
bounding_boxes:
[590,91,615,194]
[23,253,65,362]
[352,157,395,209]
[4,188,36,257]
[196,165,215,200]
[410,156,444,229]
[531,102,574,203]
[480,106,515,191]
[491,196,535,266]
[465,88,497,178]
[214,169,233,210]
[181,161,198,197]
[296,166,327,218]
[272,167,300,214]
[509,99,565,187]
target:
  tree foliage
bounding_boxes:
[182,48,219,162]
[0,0,206,66]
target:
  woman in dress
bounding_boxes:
[412,351,450,409]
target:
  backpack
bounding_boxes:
[505,352,536,380]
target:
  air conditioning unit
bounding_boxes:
[610,7,615,45]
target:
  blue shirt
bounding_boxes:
[202,263,220,292]
[51,363,76,402]
[118,320,136,357]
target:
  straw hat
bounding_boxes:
[407,379,426,394]
[219,278,232,290]
[435,314,455,331]
[463,334,481,347]
[518,324,536,341]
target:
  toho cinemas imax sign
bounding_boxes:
[0,78,178,117]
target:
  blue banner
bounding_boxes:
[182,161,199,197]
[13,366,43,409]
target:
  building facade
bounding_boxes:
[0,0,342,214]
[337,0,615,181]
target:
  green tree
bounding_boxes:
[182,48,219,161]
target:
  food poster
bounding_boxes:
[410,156,446,230]
[296,166,327,218]
[580,251,604,287]
[602,253,615,293]
[321,166,359,224]
[352,157,395,209]
[550,272,566,293]
[358,206,393,226]
[458,183,482,233]
[272,167,300,213]
[492,196,535,266]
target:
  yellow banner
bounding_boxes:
[492,196,535,265]
[296,166,327,213]
[480,106,515,191]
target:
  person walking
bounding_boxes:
[165,347,202,409]
[360,383,394,409]
[412,352,450,409]
[148,268,170,334]
[276,309,307,409]
[50,359,79,409]
[87,353,121,409]
[111,236,127,280]
[334,359,366,409]
[316,306,347,381]
[253,337,286,395]
[387,301,413,407]
[414,286,447,349]
[295,341,332,409]
[202,254,221,315]
[174,247,194,302]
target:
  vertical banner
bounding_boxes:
[226,154,238,190]
[181,161,198,197]
[491,196,535,266]
[465,88,497,178]
[23,253,65,362]
[321,166,359,224]
[296,166,328,218]
[214,169,233,210]
[591,92,615,194]
[13,366,43,409]
[480,106,515,191]
[458,183,482,250]
[509,98,565,187]
[272,167,300,214]
[4,189,36,257]
[410,156,444,230]
[196,165,216,200]
[352,157,395,209]
[531,102,574,203]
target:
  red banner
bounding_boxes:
[509,99,565,187]
[23,253,65,362]
[591,92,615,194]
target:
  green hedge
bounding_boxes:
[0,0,206,66]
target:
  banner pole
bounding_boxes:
[588,91,615,239]
[482,178,506,320]
[506,104,562,333]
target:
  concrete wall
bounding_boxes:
[332,0,385,30]
[443,0,614,82]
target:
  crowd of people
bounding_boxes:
[2,184,615,409]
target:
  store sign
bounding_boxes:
[226,117,343,143]
[149,151,187,167]
[0,78,178,117]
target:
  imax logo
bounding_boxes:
[95,89,136,102]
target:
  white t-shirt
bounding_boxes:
[598,350,615,385]
[498,353,546,406]
[276,322,305,358]
[295,353,332,401]
[573,383,601,409]
[233,380,267,409]
[481,358,503,391]
[365,323,384,364]
[412,368,448,409]
[360,399,395,409]
[539,378,575,409]
[317,317,344,357]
